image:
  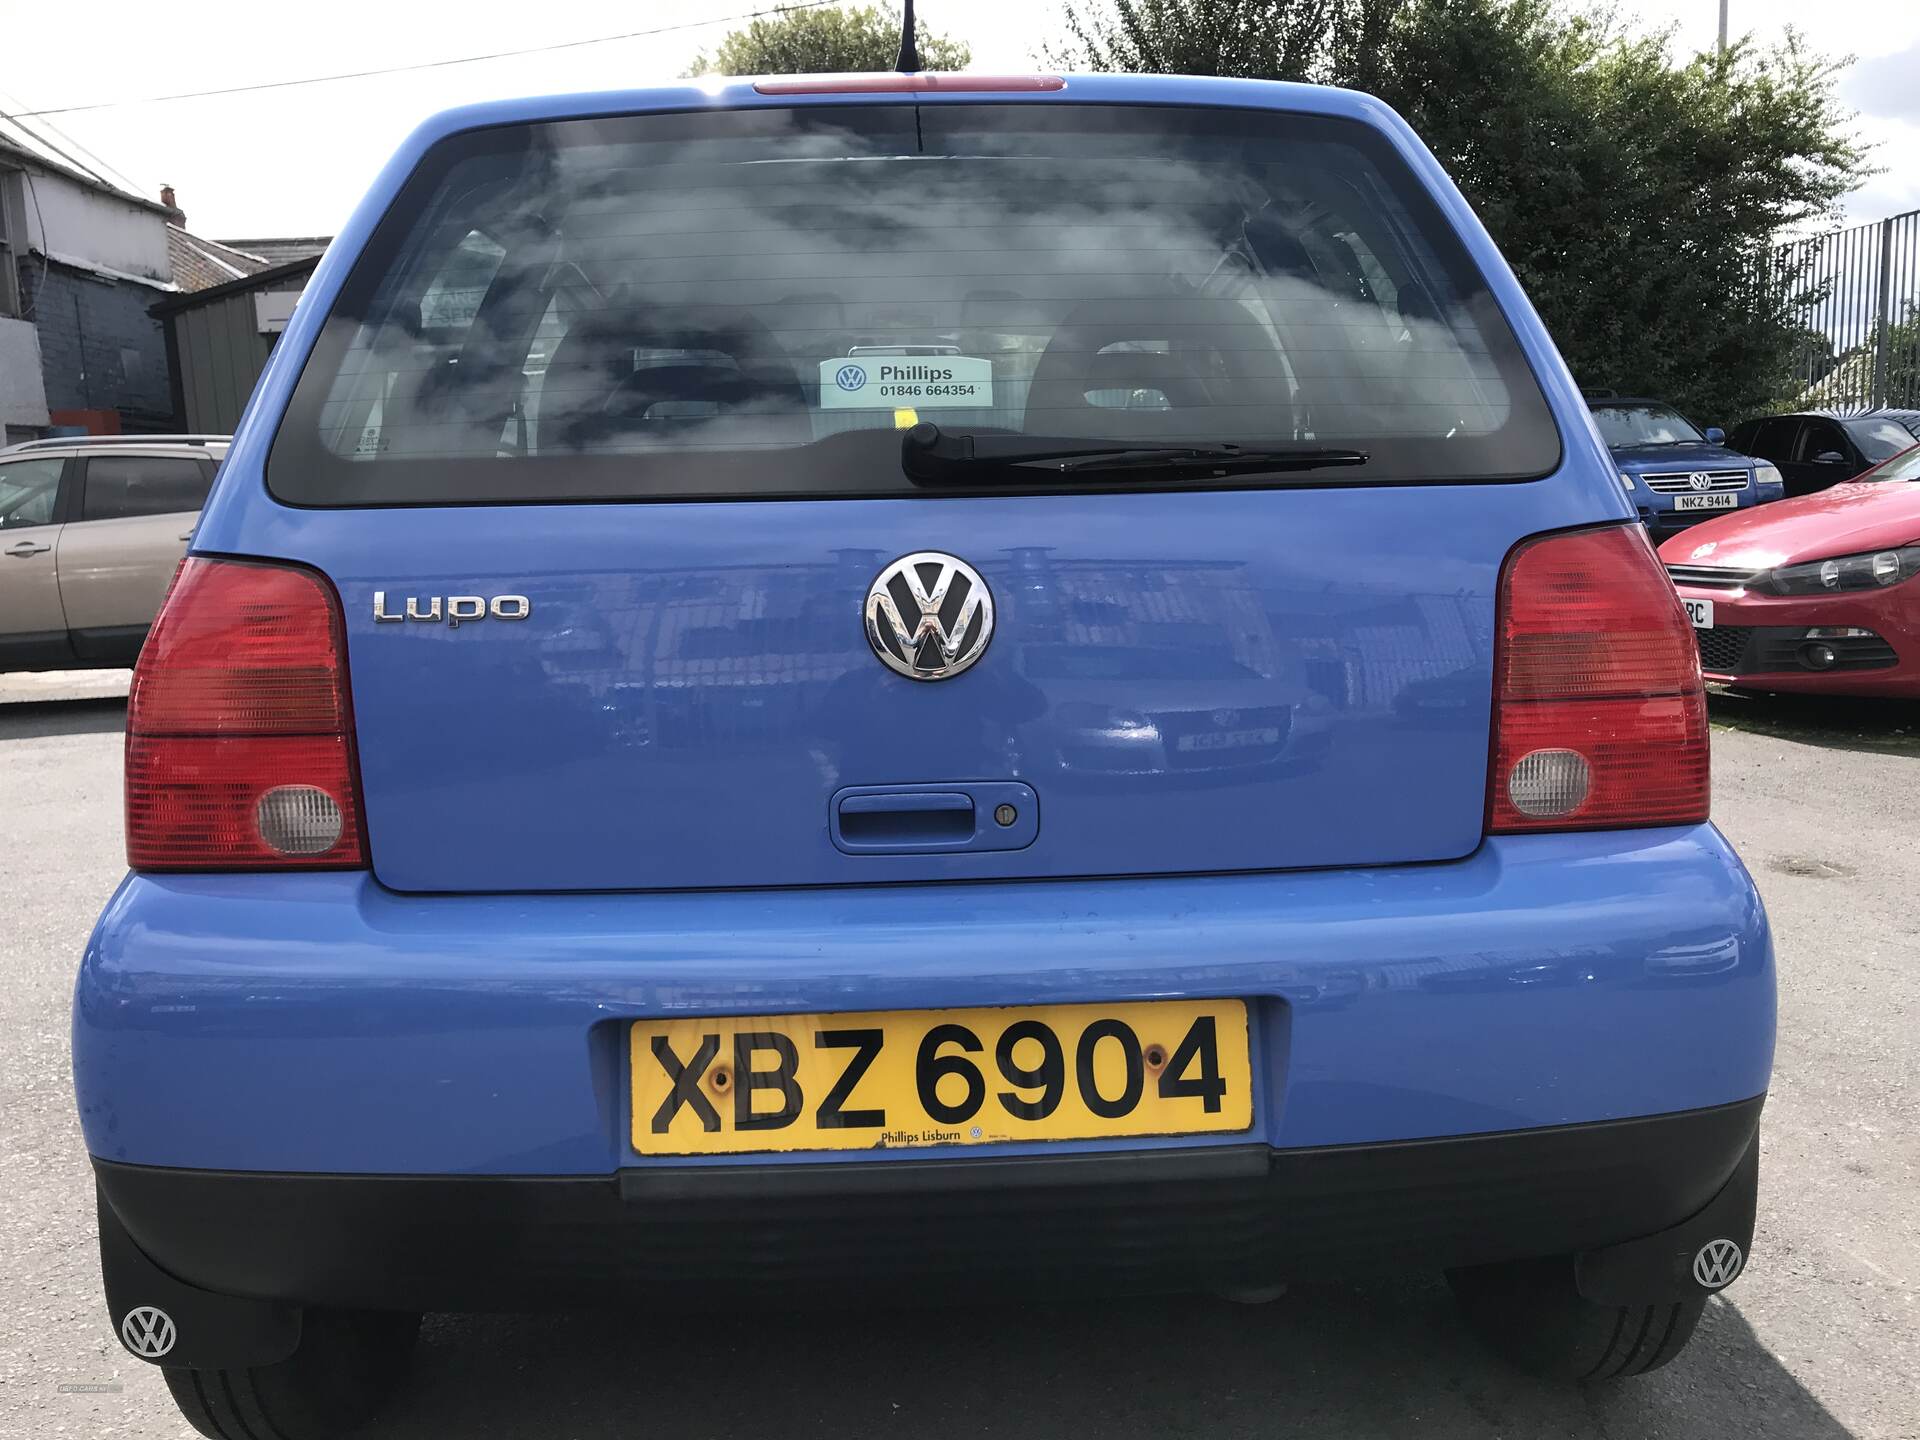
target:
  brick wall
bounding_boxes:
[18,259,175,429]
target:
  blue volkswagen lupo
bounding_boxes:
[76,70,1772,1438]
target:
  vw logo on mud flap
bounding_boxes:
[120,1306,177,1359]
[865,552,994,681]
[1692,1238,1744,1289]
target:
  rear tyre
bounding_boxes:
[161,1309,420,1440]
[1447,1257,1705,1380]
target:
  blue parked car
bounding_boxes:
[76,71,1773,1437]
[1588,394,1786,538]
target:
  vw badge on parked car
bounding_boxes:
[864,552,993,681]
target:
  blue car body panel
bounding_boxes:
[223,486,1608,893]
[79,75,1771,1196]
[74,826,1772,1175]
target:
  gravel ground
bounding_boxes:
[1,671,1913,1440]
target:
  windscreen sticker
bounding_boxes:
[820,357,993,410]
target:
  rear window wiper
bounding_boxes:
[901,423,1369,484]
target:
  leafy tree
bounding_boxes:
[1049,0,1870,424]
[688,4,971,77]
[1047,0,1346,78]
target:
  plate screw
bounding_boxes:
[994,804,1018,827]
[710,1067,731,1092]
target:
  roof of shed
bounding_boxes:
[215,236,332,267]
[149,254,320,316]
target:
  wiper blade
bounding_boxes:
[1050,444,1370,475]
[900,423,1368,484]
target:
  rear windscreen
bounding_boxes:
[272,103,1560,505]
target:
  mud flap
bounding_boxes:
[1575,1130,1759,1306]
[98,1186,303,1368]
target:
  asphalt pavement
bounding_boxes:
[1,670,1914,1440]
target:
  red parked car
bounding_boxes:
[1660,440,1920,697]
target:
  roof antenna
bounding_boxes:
[895,0,920,73]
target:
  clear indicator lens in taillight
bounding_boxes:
[1489,525,1708,833]
[125,558,366,871]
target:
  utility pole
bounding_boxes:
[1717,0,1728,56]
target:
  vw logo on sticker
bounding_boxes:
[834,364,868,393]
[120,1305,176,1359]
[1692,1238,1744,1289]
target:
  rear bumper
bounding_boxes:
[74,828,1774,1177]
[95,1096,1763,1320]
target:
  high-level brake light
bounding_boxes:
[752,74,1066,94]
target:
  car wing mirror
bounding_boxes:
[1705,426,1725,445]
[1813,451,1847,465]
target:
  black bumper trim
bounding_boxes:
[619,1143,1274,1200]
[96,1097,1764,1318]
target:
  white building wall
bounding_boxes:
[21,168,170,281]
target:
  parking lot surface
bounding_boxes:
[2,672,1914,1439]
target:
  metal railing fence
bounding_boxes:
[1774,209,1920,411]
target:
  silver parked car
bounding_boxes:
[0,435,227,672]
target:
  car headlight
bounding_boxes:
[1753,544,1920,595]
[1754,462,1784,489]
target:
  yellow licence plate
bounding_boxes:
[630,999,1252,1156]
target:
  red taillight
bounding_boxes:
[752,73,1066,94]
[1489,525,1708,832]
[126,558,365,870]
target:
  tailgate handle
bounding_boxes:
[837,791,974,849]
[831,783,1039,855]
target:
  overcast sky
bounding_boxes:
[2,0,1913,239]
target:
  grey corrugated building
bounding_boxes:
[151,252,323,433]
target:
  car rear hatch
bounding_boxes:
[261,97,1568,893]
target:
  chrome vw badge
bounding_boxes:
[1688,472,1713,491]
[120,1306,176,1359]
[865,552,994,681]
[1692,1238,1744,1289]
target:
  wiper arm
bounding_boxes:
[900,422,1367,484]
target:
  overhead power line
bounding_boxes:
[0,94,149,196]
[11,0,844,119]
